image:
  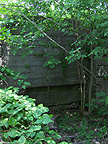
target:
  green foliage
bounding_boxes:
[90,91,108,116]
[76,118,108,143]
[0,0,108,65]
[56,111,108,143]
[0,88,64,143]
[0,0,108,60]
[0,66,31,89]
[43,53,61,69]
[0,0,108,119]
[0,26,11,42]
[0,0,107,79]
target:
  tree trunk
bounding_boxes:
[88,45,93,116]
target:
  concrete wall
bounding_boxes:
[95,57,108,93]
[1,29,90,105]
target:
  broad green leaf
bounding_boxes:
[20,75,28,79]
[0,107,7,113]
[104,32,108,36]
[30,132,36,138]
[23,81,31,86]
[15,113,23,121]
[8,117,16,125]
[22,85,26,89]
[18,80,23,86]
[0,118,8,127]
[35,119,42,124]
[0,103,5,107]
[18,136,26,144]
[7,129,17,138]
[12,107,23,115]
[5,103,12,108]
[45,137,56,144]
[27,125,41,132]
[42,114,53,124]
[33,109,43,119]
[12,75,19,80]
[36,131,44,138]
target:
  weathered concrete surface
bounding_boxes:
[2,28,90,105]
[95,56,108,93]
[25,85,81,106]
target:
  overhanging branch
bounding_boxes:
[0,4,68,53]
[0,4,99,81]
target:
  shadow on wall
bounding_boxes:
[25,84,81,106]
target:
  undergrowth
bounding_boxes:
[56,111,108,143]
[0,88,68,144]
[56,91,108,143]
[0,88,108,143]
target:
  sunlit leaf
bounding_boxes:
[18,136,26,144]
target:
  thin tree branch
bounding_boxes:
[0,4,68,53]
[76,60,97,80]
[0,4,100,82]
[22,14,68,53]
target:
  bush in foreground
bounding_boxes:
[0,88,66,144]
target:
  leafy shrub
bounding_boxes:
[0,66,31,90]
[91,91,108,116]
[0,88,62,144]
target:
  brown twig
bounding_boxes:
[0,130,11,133]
